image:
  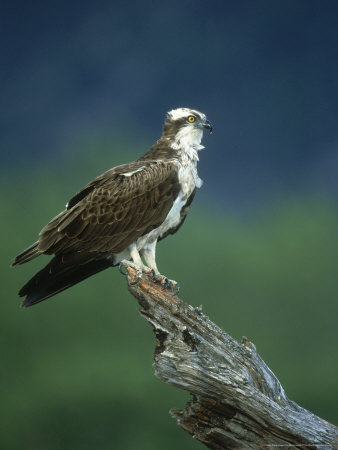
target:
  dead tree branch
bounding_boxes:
[122,263,338,449]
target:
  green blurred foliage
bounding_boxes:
[1,150,337,449]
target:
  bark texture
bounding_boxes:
[122,263,338,449]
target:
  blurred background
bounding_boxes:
[1,1,337,449]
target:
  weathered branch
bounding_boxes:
[122,263,338,449]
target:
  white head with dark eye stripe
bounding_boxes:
[163,108,212,155]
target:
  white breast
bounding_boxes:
[135,156,201,251]
[136,124,204,251]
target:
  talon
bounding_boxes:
[147,269,156,280]
[119,263,127,276]
[130,268,143,285]
[130,276,141,286]
[161,277,170,289]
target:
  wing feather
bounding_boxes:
[37,160,180,256]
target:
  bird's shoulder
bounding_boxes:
[67,158,178,210]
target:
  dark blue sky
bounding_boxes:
[1,0,338,211]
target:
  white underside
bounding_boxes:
[113,125,204,273]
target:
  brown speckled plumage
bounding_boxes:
[39,160,180,255]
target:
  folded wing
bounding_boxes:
[14,160,180,264]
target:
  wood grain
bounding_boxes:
[123,262,338,449]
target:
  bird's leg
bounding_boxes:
[142,242,159,280]
[143,242,180,293]
[127,244,147,284]
[129,244,152,284]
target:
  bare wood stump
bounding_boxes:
[122,263,338,449]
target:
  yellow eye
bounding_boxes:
[188,115,195,123]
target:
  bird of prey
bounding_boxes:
[12,107,212,307]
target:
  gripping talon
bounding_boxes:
[130,267,143,285]
[161,277,170,290]
[119,263,127,276]
[147,269,156,280]
[130,276,141,285]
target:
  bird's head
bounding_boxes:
[163,108,212,145]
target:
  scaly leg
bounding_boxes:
[143,241,180,293]
[143,241,159,275]
[128,243,148,284]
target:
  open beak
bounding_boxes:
[203,120,213,134]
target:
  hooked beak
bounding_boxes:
[203,120,213,134]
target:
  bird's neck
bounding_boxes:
[171,126,204,162]
[139,127,204,163]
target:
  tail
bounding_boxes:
[12,242,41,266]
[19,254,114,307]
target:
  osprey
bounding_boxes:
[12,107,212,307]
